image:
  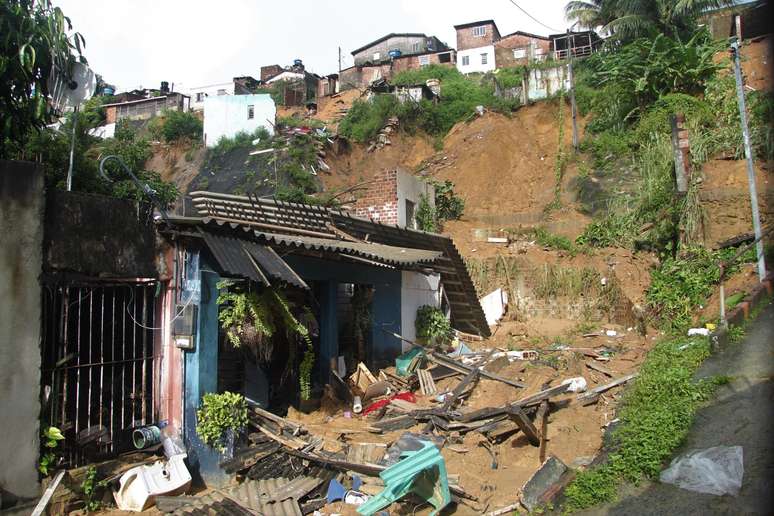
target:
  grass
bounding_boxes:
[564,335,719,511]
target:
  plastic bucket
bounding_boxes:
[133,425,161,449]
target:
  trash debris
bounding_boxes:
[353,396,363,414]
[659,446,744,496]
[605,330,618,337]
[687,327,710,336]
[520,456,573,512]
[561,376,588,393]
[113,454,191,511]
[357,440,450,515]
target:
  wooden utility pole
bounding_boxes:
[338,46,342,73]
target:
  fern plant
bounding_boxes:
[196,391,248,451]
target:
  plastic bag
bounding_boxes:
[659,445,744,496]
[562,376,588,393]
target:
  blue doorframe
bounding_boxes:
[283,255,403,374]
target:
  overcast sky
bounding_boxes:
[55,0,569,92]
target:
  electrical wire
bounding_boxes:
[124,283,195,331]
[505,0,562,33]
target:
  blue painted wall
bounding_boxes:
[183,263,228,486]
[284,256,403,372]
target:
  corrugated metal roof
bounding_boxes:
[201,231,308,289]
[255,232,442,266]
[172,477,305,516]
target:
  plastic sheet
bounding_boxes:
[659,445,744,496]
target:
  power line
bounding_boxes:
[505,0,562,33]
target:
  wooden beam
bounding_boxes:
[577,373,638,404]
[506,405,540,446]
[536,400,549,462]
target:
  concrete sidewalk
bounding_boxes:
[584,302,774,515]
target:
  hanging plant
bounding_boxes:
[415,305,453,346]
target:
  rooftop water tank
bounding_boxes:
[388,49,402,59]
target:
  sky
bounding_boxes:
[54,0,569,92]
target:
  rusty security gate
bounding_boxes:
[41,281,158,466]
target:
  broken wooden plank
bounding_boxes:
[577,373,638,403]
[585,360,614,377]
[442,368,480,411]
[429,351,525,389]
[417,368,438,395]
[506,405,540,446]
[31,470,65,516]
[456,383,568,423]
[536,401,549,463]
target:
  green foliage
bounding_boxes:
[81,465,108,513]
[338,95,398,143]
[272,133,319,202]
[0,0,86,157]
[156,110,203,142]
[277,116,325,129]
[431,180,465,222]
[339,68,520,142]
[564,335,718,511]
[415,305,452,346]
[646,246,747,331]
[581,30,722,113]
[576,212,638,248]
[533,227,578,255]
[196,392,249,451]
[580,130,633,169]
[634,93,713,141]
[299,342,315,400]
[208,127,269,158]
[492,66,527,89]
[39,426,65,475]
[415,194,437,232]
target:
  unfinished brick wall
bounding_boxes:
[495,33,551,67]
[353,170,399,225]
[456,22,500,51]
[260,65,283,82]
[105,106,117,124]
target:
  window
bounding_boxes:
[412,42,420,52]
[513,48,527,59]
[217,89,226,96]
[419,55,430,66]
[472,25,487,37]
[462,55,470,66]
[405,200,416,229]
[195,92,204,102]
[247,105,254,120]
[373,52,381,61]
[481,53,488,65]
[438,52,451,63]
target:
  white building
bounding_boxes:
[203,94,275,147]
[185,81,235,111]
[456,45,496,74]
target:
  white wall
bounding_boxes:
[456,44,496,74]
[396,170,435,229]
[186,81,234,111]
[527,65,570,100]
[401,271,442,351]
[266,71,305,84]
[203,94,275,147]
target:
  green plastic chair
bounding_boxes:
[357,441,451,516]
[395,346,425,377]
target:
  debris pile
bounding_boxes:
[367,117,399,153]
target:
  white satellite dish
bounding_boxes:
[47,62,97,191]
[48,61,97,113]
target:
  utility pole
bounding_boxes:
[567,29,578,150]
[338,46,342,73]
[731,36,767,281]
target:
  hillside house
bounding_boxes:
[186,76,260,111]
[549,30,602,59]
[351,33,449,66]
[202,94,276,147]
[454,20,500,73]
[264,60,320,106]
[495,30,551,67]
[103,91,190,124]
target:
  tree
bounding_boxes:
[565,0,732,40]
[0,0,86,157]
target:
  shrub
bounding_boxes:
[634,93,713,141]
[431,180,464,221]
[158,110,203,142]
[415,305,452,346]
[196,392,248,451]
[415,194,437,232]
[338,95,398,143]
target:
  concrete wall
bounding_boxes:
[113,93,189,122]
[457,45,496,74]
[396,170,435,229]
[526,65,570,100]
[203,94,275,147]
[0,160,44,500]
[495,33,550,67]
[400,272,441,351]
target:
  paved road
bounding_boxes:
[584,302,774,515]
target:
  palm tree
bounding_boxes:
[566,0,733,40]
[565,0,619,30]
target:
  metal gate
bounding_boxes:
[40,281,158,466]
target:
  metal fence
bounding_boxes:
[40,282,158,466]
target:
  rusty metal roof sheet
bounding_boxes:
[172,477,306,516]
[201,231,308,289]
[255,232,442,267]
